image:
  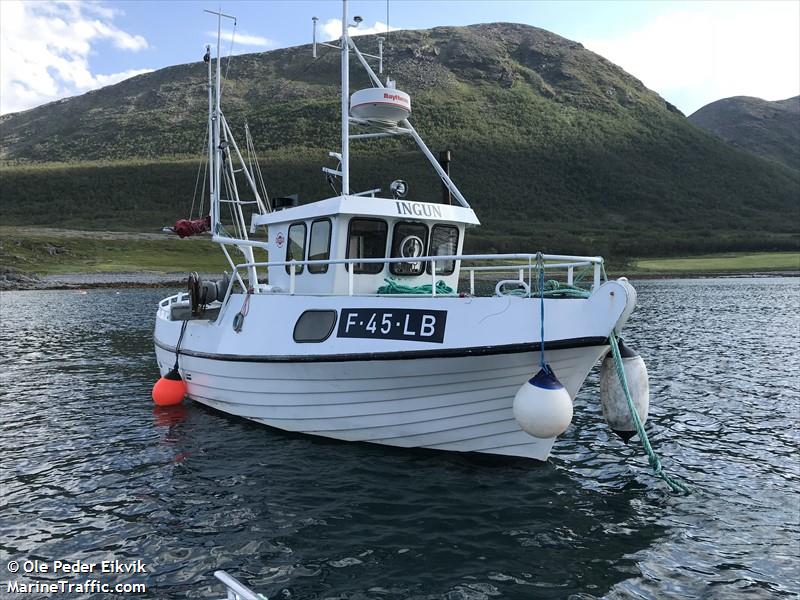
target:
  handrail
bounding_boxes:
[213,570,266,600]
[212,232,605,295]
[212,251,604,301]
[465,261,593,272]
[225,252,603,269]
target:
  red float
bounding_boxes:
[152,368,187,406]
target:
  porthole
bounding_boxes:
[293,310,337,343]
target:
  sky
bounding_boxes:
[1,0,798,116]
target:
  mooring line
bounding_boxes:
[609,332,692,494]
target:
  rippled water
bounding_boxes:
[1,279,798,599]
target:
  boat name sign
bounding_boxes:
[395,201,444,218]
[337,309,447,343]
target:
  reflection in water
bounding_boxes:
[1,280,798,599]
[153,404,188,428]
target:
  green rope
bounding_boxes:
[499,278,592,298]
[377,278,455,295]
[541,279,592,299]
[608,333,692,494]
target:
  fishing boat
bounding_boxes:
[153,2,649,462]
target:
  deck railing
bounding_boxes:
[157,253,605,322]
[213,570,266,600]
[224,252,604,300]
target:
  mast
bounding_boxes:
[206,44,215,229]
[341,0,350,195]
[204,9,259,290]
[214,12,222,233]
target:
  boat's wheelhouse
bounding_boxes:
[251,195,480,295]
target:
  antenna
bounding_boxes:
[312,16,318,58]
[312,15,343,58]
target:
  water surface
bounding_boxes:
[1,278,798,598]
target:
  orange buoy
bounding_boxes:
[152,367,187,406]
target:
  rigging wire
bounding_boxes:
[222,167,241,239]
[189,131,209,219]
[221,18,237,94]
[198,148,208,219]
[246,124,271,212]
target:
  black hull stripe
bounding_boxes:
[153,337,609,363]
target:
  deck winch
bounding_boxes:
[599,339,650,441]
[188,272,229,316]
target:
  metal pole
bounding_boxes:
[206,44,215,228]
[439,149,452,205]
[222,114,267,215]
[214,12,222,233]
[312,17,318,58]
[404,122,470,208]
[341,0,350,195]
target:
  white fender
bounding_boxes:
[513,366,573,439]
[599,340,649,442]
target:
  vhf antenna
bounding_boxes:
[311,14,384,73]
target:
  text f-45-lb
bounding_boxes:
[337,309,447,343]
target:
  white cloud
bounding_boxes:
[206,29,278,50]
[320,19,399,42]
[583,2,800,114]
[0,0,152,115]
[93,68,155,87]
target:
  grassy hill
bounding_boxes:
[688,95,800,171]
[1,23,798,258]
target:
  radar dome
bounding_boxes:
[350,88,411,124]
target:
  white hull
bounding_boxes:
[154,280,636,460]
[155,344,606,460]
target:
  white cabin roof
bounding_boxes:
[250,195,480,231]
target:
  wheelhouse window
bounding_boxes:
[308,219,332,274]
[427,225,459,276]
[346,218,387,274]
[285,222,307,274]
[390,221,428,276]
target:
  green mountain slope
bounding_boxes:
[1,23,798,257]
[688,95,800,171]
